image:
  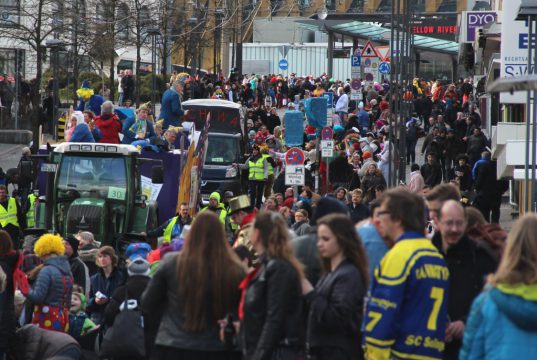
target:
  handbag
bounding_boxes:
[98,287,146,358]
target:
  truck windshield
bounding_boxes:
[57,155,128,193]
[205,136,238,165]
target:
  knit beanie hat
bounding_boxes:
[128,258,151,277]
[34,234,65,258]
[209,192,221,203]
[65,235,79,257]
[125,242,152,261]
[362,151,372,160]
[311,197,349,225]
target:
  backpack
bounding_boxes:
[98,287,146,358]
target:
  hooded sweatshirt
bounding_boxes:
[26,256,73,308]
[460,283,537,360]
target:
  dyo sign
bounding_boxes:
[464,11,497,43]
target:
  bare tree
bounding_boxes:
[0,0,68,150]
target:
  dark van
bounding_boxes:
[182,99,247,203]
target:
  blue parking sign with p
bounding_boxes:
[351,55,361,67]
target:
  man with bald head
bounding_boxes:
[432,201,497,359]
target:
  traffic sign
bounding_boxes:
[321,126,334,141]
[361,41,378,58]
[321,140,334,157]
[351,89,363,101]
[351,55,361,67]
[279,58,288,70]
[285,165,305,186]
[285,147,305,166]
[379,62,391,75]
[351,79,362,90]
[375,46,390,61]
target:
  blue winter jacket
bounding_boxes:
[76,94,104,116]
[357,223,388,281]
[460,284,537,360]
[87,267,126,325]
[70,123,102,143]
[26,256,73,308]
[158,88,184,130]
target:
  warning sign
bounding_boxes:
[361,41,379,58]
[375,46,390,61]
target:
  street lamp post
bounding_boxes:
[146,28,161,108]
[188,17,198,76]
[46,39,65,141]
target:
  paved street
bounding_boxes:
[0,143,24,171]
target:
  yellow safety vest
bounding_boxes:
[263,154,274,176]
[199,205,227,225]
[163,216,179,243]
[26,194,37,228]
[248,156,265,181]
[0,198,20,228]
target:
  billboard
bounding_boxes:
[460,11,498,43]
[500,1,532,104]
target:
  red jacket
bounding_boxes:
[94,114,122,144]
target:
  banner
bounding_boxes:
[500,1,531,103]
[284,110,305,147]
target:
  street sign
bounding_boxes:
[285,165,305,186]
[321,126,334,140]
[279,58,288,70]
[285,147,306,166]
[351,55,361,67]
[379,62,391,74]
[351,89,363,101]
[351,79,362,90]
[321,140,334,158]
[361,41,378,58]
[375,46,390,61]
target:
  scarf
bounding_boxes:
[129,117,147,139]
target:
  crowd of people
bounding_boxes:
[1,69,536,360]
[1,183,536,360]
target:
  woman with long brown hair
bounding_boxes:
[460,214,537,359]
[302,214,368,360]
[141,211,244,360]
[240,211,304,359]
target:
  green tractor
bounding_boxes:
[36,142,164,248]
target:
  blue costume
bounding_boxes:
[158,87,184,130]
[76,95,104,116]
[76,80,104,116]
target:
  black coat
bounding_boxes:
[291,229,321,287]
[141,253,243,352]
[104,275,157,359]
[348,203,370,224]
[306,260,366,358]
[0,251,19,350]
[241,256,303,360]
[69,256,90,296]
[432,234,497,360]
[420,162,442,187]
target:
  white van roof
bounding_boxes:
[182,99,242,110]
